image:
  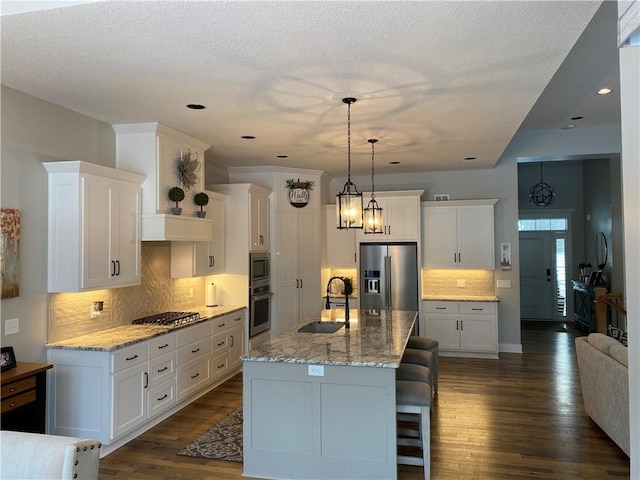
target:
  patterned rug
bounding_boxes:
[177,407,243,463]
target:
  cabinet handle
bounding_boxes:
[299,278,303,288]
[458,253,461,263]
[191,372,200,379]
[230,335,234,347]
[158,343,169,349]
[435,307,446,310]
[460,320,464,330]
[111,260,116,276]
[116,260,121,276]
[218,322,226,328]
[235,317,242,323]
[456,320,459,331]
[9,402,16,408]
[144,372,148,389]
[157,394,168,401]
[388,225,391,235]
[217,363,225,369]
[157,366,168,373]
[9,387,16,393]
[126,354,139,361]
[217,341,226,346]
[191,347,201,354]
[472,308,483,311]
[454,253,457,263]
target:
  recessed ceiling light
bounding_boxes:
[597,88,612,95]
[277,155,288,158]
[562,124,577,129]
[571,116,583,120]
[241,135,256,140]
[186,104,206,110]
[464,157,476,161]
[389,161,400,165]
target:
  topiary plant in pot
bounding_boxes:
[168,186,185,215]
[194,192,209,218]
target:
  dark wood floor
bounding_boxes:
[98,322,630,479]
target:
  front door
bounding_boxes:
[520,231,554,319]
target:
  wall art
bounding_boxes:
[1,208,20,298]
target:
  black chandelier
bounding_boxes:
[529,162,555,208]
[336,97,363,229]
[363,138,384,234]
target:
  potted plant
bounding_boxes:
[168,186,185,215]
[193,192,209,218]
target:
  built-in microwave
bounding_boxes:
[250,252,270,287]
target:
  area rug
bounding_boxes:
[177,407,243,463]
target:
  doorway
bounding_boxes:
[519,217,569,321]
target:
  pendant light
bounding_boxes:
[529,162,555,208]
[336,97,363,229]
[363,138,384,234]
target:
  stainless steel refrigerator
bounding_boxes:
[359,243,418,311]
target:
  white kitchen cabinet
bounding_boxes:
[422,199,497,269]
[111,361,148,439]
[423,301,498,358]
[170,191,227,277]
[113,122,214,242]
[276,212,321,336]
[44,161,145,292]
[357,191,422,243]
[325,205,357,267]
[251,190,270,251]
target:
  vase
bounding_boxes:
[196,211,206,218]
[171,207,182,215]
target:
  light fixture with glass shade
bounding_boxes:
[529,162,555,207]
[336,97,363,229]
[363,138,383,234]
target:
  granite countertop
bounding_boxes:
[46,305,245,351]
[242,309,417,368]
[422,295,499,302]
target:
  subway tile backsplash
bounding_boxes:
[48,242,206,342]
[422,269,494,297]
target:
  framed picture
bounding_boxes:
[1,346,17,371]
[588,270,602,286]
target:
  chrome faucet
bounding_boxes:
[325,276,353,328]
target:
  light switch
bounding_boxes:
[497,280,512,288]
[457,279,465,287]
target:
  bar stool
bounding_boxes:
[402,349,434,392]
[396,380,431,479]
[405,336,439,393]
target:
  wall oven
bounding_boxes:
[250,252,270,288]
[249,284,272,338]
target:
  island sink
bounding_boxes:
[298,321,345,334]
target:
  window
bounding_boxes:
[518,218,567,231]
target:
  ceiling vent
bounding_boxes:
[434,194,450,201]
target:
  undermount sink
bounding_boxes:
[298,321,345,334]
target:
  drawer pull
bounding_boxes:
[157,394,168,401]
[10,402,16,407]
[217,363,225,369]
[235,317,242,322]
[191,348,201,354]
[157,366,169,373]
[158,344,169,349]
[435,307,447,310]
[472,308,483,311]
[217,341,226,346]
[191,372,200,379]
[126,354,139,361]
[10,387,16,393]
[218,322,226,328]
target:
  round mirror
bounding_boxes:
[594,232,608,269]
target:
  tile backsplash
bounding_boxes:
[422,269,494,297]
[49,242,206,342]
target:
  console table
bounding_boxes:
[1,362,53,433]
[572,280,607,333]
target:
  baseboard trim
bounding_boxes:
[500,343,523,354]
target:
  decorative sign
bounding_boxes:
[285,178,314,209]
[500,243,511,271]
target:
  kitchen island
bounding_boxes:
[242,309,417,480]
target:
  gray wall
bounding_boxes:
[0,85,116,361]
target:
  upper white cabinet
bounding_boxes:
[250,189,270,252]
[113,122,214,241]
[44,161,145,292]
[422,199,497,269]
[325,205,357,268]
[170,190,227,277]
[357,191,423,243]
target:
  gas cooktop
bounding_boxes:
[131,311,200,327]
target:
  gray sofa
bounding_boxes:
[575,333,629,456]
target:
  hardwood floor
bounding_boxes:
[98,323,630,479]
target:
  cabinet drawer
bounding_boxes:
[2,390,36,414]
[424,301,459,314]
[148,379,176,418]
[212,332,229,355]
[177,357,211,400]
[111,342,148,372]
[177,321,212,348]
[212,353,229,379]
[1,377,35,398]
[148,352,176,386]
[211,314,233,335]
[460,302,497,315]
[177,337,211,365]
[148,333,176,359]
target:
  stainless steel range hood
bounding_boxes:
[113,122,214,241]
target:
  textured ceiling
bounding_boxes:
[1,1,611,177]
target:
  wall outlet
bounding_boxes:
[5,318,19,335]
[91,301,104,318]
[308,365,325,377]
[457,279,466,287]
[497,280,512,288]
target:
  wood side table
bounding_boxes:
[1,361,53,433]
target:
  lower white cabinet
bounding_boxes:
[47,309,246,447]
[424,301,498,358]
